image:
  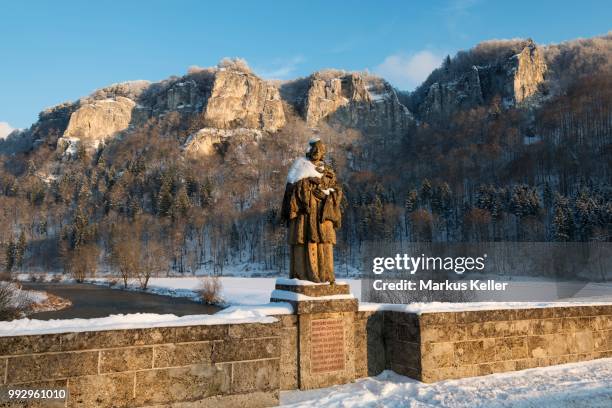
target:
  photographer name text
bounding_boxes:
[372,279,508,291]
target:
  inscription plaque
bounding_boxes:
[310,318,345,373]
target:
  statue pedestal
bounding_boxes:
[271,280,358,390]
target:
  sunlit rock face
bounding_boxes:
[303,72,371,127]
[56,67,286,152]
[203,69,286,132]
[63,96,136,144]
[512,42,547,106]
[284,71,414,135]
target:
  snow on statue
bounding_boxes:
[281,138,343,283]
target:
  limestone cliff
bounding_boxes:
[512,43,547,105]
[21,65,286,157]
[416,40,547,119]
[203,70,285,132]
[63,96,136,145]
[8,43,548,159]
[284,71,413,135]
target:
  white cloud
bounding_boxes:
[255,56,305,80]
[0,122,15,139]
[374,51,444,90]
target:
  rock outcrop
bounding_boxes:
[285,71,413,135]
[203,70,285,132]
[183,127,263,157]
[417,41,547,118]
[63,96,136,144]
[511,43,547,105]
[145,78,209,117]
[97,69,286,133]
[302,72,371,126]
[419,67,484,118]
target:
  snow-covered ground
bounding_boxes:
[281,358,612,407]
[84,276,362,306]
[16,273,610,314]
[83,276,612,312]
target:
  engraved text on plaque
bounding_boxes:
[310,318,345,373]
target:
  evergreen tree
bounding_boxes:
[4,239,15,273]
[14,231,26,269]
[574,190,598,241]
[432,183,452,215]
[158,176,174,217]
[172,186,191,219]
[443,55,452,73]
[371,196,385,239]
[405,190,418,213]
[553,194,573,241]
[420,179,432,208]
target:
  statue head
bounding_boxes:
[306,138,326,162]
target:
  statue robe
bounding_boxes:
[281,172,342,283]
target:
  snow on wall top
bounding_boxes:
[0,309,277,337]
[271,289,355,302]
[359,300,612,315]
[219,302,294,315]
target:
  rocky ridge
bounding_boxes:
[2,40,553,158]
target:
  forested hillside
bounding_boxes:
[0,34,610,279]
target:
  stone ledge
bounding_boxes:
[140,390,279,408]
[270,298,358,314]
[275,283,351,297]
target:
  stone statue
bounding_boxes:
[281,139,343,283]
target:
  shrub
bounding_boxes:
[216,57,251,74]
[198,276,223,305]
[0,282,30,320]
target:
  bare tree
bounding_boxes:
[63,243,100,283]
[138,241,169,289]
[110,239,139,288]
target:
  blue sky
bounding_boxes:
[0,0,610,131]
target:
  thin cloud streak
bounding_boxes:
[374,50,444,90]
[255,56,305,80]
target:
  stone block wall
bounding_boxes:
[0,322,282,407]
[1,303,610,407]
[354,311,385,378]
[385,305,612,382]
[277,315,298,390]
